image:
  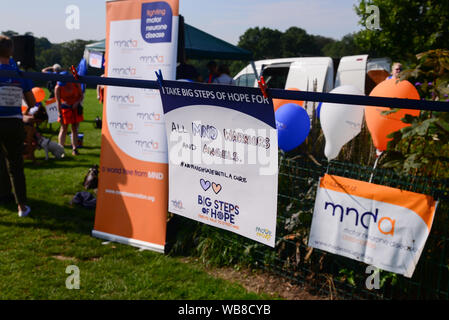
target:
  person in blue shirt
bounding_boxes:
[42,63,62,98]
[0,35,35,217]
[387,62,402,80]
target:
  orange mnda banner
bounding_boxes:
[92,0,179,252]
[308,174,438,278]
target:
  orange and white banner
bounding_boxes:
[308,174,437,277]
[44,98,59,123]
[93,0,179,253]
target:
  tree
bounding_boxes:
[238,27,283,60]
[312,35,337,56]
[1,30,19,38]
[322,33,365,58]
[281,27,319,57]
[237,26,336,61]
[59,39,93,68]
[354,0,449,63]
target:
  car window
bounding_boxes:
[262,66,290,89]
[234,73,256,87]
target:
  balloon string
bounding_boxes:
[369,151,383,183]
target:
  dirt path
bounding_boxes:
[180,257,328,300]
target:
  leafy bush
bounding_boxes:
[382,49,449,179]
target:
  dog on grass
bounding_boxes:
[38,137,65,160]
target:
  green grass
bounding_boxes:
[0,88,274,300]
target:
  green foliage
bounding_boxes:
[382,49,449,178]
[237,27,283,60]
[1,30,97,72]
[354,0,449,62]
[338,268,356,287]
[322,33,365,58]
[237,26,336,61]
[1,30,19,38]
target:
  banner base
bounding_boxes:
[92,230,165,254]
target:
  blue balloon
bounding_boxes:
[275,103,311,152]
[316,102,322,119]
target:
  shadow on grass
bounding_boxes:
[0,197,95,236]
[24,158,99,170]
[73,146,101,150]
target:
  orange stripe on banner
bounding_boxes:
[95,82,168,245]
[107,0,179,21]
[320,174,436,230]
[94,0,177,247]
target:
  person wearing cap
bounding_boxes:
[0,35,35,217]
[42,64,62,98]
[55,71,84,156]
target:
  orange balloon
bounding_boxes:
[32,87,46,103]
[365,79,420,152]
[273,88,304,112]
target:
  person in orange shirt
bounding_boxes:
[55,71,84,156]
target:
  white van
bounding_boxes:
[234,57,334,92]
[233,57,335,116]
[234,55,391,95]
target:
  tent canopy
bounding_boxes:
[183,23,252,60]
[84,23,252,61]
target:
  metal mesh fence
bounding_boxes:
[168,154,449,300]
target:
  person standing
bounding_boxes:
[387,62,402,80]
[212,64,235,85]
[206,60,218,83]
[176,59,202,82]
[55,71,84,156]
[96,74,105,104]
[0,35,35,217]
[42,63,62,98]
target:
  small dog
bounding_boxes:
[38,137,65,160]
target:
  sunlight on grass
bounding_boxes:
[0,88,273,300]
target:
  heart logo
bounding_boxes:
[200,179,211,191]
[212,183,222,194]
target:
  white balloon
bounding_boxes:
[321,85,365,160]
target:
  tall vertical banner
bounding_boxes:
[308,174,438,277]
[93,0,179,252]
[159,81,278,247]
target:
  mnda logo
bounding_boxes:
[324,202,396,236]
[135,139,159,150]
[110,94,135,104]
[139,55,164,64]
[136,112,161,121]
[109,121,135,131]
[111,67,137,76]
[113,39,138,48]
